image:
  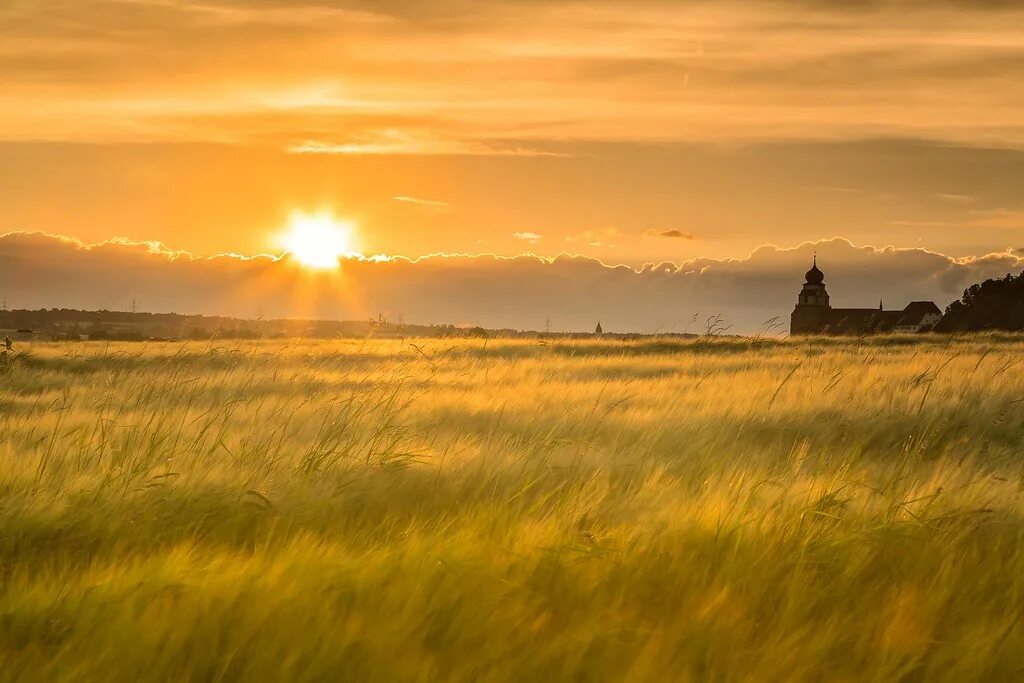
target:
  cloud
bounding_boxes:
[392,195,450,208]
[513,232,541,243]
[934,192,976,204]
[6,1,1024,148]
[565,227,621,248]
[964,206,1024,229]
[286,135,566,157]
[2,231,1022,334]
[644,229,697,240]
[890,204,1024,230]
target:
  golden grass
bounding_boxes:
[2,335,1024,681]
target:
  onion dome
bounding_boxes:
[805,257,824,285]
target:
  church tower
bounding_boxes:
[790,257,831,334]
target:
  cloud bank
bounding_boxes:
[2,232,1021,333]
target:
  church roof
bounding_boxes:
[819,308,900,333]
[897,301,941,325]
[804,257,825,285]
[819,302,941,333]
[827,309,898,322]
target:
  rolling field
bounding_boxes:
[2,336,1024,681]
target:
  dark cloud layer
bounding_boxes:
[2,232,1020,333]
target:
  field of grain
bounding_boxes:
[2,336,1024,681]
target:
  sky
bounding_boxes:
[2,0,1024,329]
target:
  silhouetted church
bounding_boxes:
[790,258,942,335]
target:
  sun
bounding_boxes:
[279,212,357,269]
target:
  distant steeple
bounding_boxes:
[804,255,825,285]
[879,299,883,311]
[595,322,603,335]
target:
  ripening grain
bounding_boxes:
[1,336,1023,681]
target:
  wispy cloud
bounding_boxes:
[565,227,621,248]
[287,136,565,157]
[934,192,977,204]
[964,206,1024,229]
[392,195,450,208]
[6,1,1024,148]
[513,232,541,243]
[891,204,1024,230]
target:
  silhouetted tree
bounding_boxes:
[935,272,1024,331]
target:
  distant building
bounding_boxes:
[790,258,942,335]
[595,322,603,335]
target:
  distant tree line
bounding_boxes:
[0,308,685,341]
[936,272,1024,332]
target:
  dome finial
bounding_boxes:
[804,253,824,285]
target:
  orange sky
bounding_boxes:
[3,0,1024,265]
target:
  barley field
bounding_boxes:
[2,336,1024,681]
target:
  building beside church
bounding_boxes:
[790,258,942,335]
